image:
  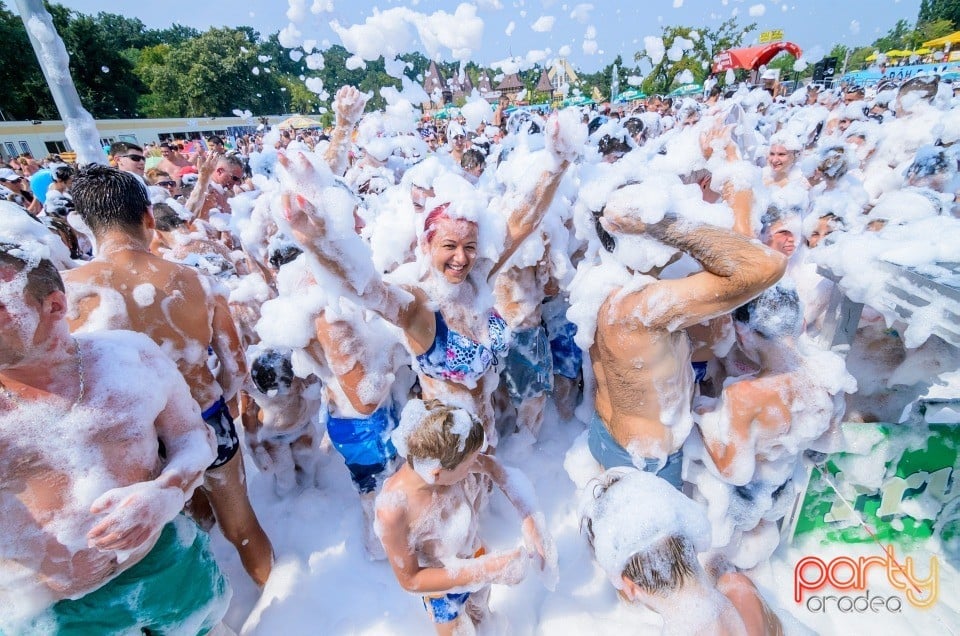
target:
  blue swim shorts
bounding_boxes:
[326,405,397,494]
[587,412,684,490]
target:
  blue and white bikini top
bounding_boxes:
[415,310,510,385]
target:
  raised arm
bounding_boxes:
[183,153,219,220]
[324,86,367,176]
[489,113,581,281]
[603,204,785,331]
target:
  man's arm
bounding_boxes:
[210,293,246,402]
[697,383,760,485]
[604,210,785,331]
[324,86,366,176]
[87,347,215,552]
[184,153,219,220]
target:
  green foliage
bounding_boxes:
[918,0,960,28]
[636,18,756,94]
[0,1,951,124]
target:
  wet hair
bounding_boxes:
[268,243,303,269]
[759,204,800,240]
[817,145,849,180]
[898,76,938,102]
[250,349,295,394]
[587,116,609,136]
[160,142,173,151]
[598,134,632,158]
[623,117,644,138]
[152,202,187,232]
[108,141,143,157]
[592,208,617,253]
[404,399,485,470]
[581,470,698,594]
[217,154,245,172]
[733,285,803,339]
[52,164,74,183]
[71,164,150,236]
[0,243,65,303]
[461,148,486,173]
[207,135,224,146]
[621,535,699,594]
[905,147,951,179]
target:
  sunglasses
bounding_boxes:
[121,154,145,162]
[157,180,176,187]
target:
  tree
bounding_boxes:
[918,0,960,29]
[0,1,56,119]
[635,18,756,94]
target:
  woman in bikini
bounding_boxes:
[277,112,578,447]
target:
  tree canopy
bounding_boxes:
[0,1,948,123]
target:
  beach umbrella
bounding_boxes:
[669,83,703,97]
[923,31,960,48]
[277,114,322,130]
[433,106,461,120]
[614,89,647,103]
[561,95,594,107]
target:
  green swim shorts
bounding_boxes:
[25,515,231,636]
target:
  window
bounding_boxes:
[3,142,15,160]
[100,137,115,146]
[45,140,68,154]
[18,141,31,155]
[118,134,139,144]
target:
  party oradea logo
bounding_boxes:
[794,546,938,614]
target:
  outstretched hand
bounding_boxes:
[545,109,586,166]
[700,121,738,161]
[334,85,368,127]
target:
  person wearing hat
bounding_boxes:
[0,168,39,215]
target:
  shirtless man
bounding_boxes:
[61,165,274,586]
[0,245,228,633]
[691,286,854,568]
[108,141,146,179]
[581,468,783,636]
[376,399,553,636]
[157,142,192,185]
[587,186,786,488]
[184,154,244,221]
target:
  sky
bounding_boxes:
[51,0,923,73]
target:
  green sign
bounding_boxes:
[791,422,959,554]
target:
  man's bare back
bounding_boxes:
[63,248,234,409]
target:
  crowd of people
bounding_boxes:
[1,72,956,635]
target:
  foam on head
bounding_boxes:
[579,468,710,588]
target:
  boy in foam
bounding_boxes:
[581,468,783,636]
[376,399,555,635]
[0,244,229,633]
[61,165,274,586]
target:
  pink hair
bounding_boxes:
[422,203,477,244]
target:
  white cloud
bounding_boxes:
[570,3,593,23]
[531,15,556,32]
[506,21,516,36]
[748,4,766,16]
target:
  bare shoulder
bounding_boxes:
[83,330,179,377]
